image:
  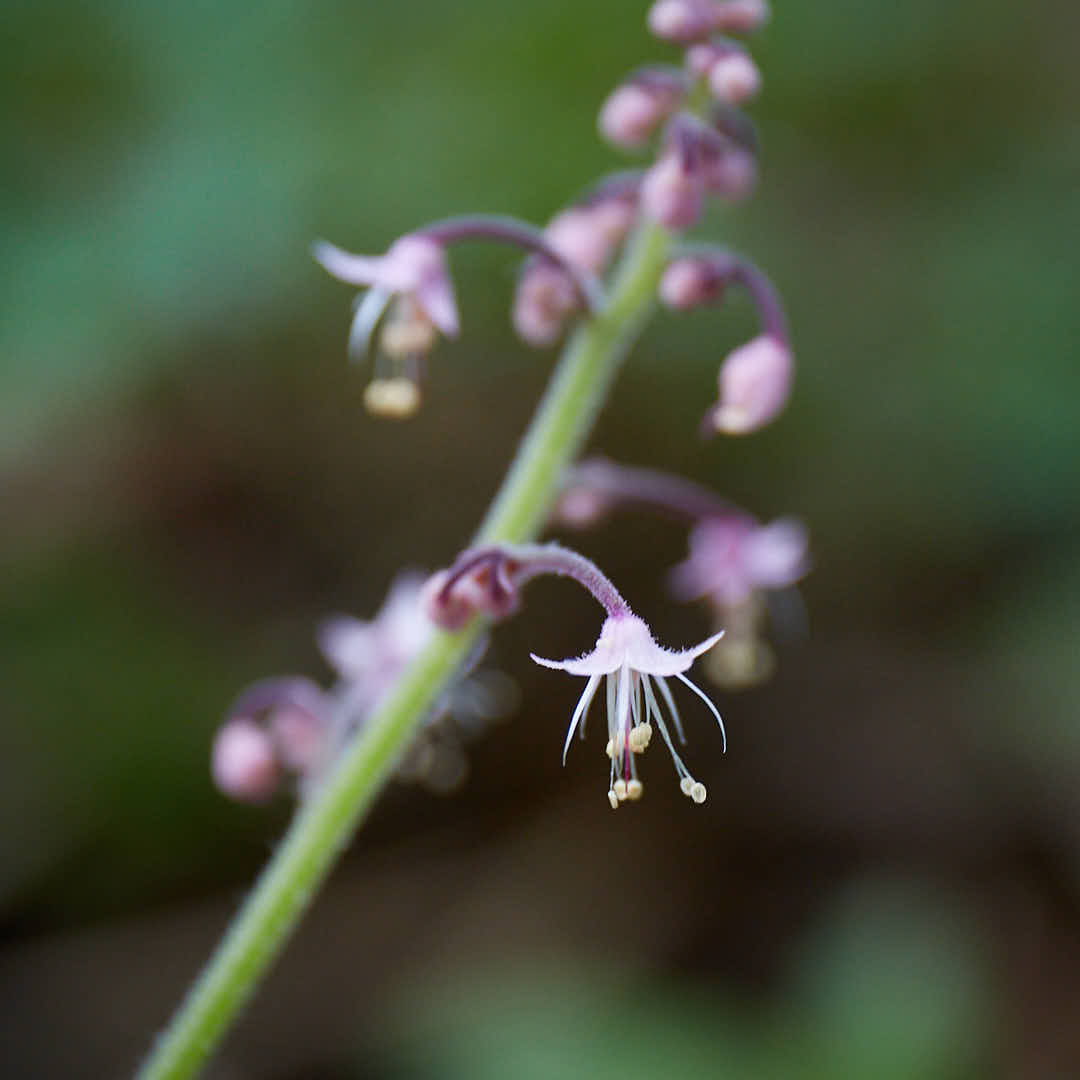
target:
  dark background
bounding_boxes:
[3,1,1080,1076]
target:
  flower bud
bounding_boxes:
[659,257,724,309]
[709,334,793,434]
[712,0,770,34]
[640,152,704,229]
[212,717,281,802]
[703,146,757,200]
[707,52,762,104]
[512,260,579,346]
[647,0,715,43]
[598,78,682,149]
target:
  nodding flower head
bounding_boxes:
[708,333,793,434]
[314,234,459,338]
[670,515,809,609]
[532,611,725,808]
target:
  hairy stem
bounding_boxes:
[137,219,671,1080]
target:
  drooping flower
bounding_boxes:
[709,333,793,434]
[313,234,460,339]
[669,515,808,607]
[531,611,725,807]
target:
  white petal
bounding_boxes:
[312,241,387,286]
[563,674,601,765]
[626,629,725,676]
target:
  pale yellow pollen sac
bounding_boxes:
[628,723,652,754]
[380,297,439,356]
[626,779,644,801]
[364,377,421,418]
[605,733,627,759]
[680,776,695,797]
[690,782,707,805]
[607,788,619,809]
[613,778,628,802]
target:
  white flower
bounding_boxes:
[531,612,725,807]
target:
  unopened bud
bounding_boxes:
[659,258,723,310]
[599,81,681,149]
[707,53,762,104]
[703,146,757,200]
[545,201,635,274]
[710,334,793,435]
[212,718,280,803]
[640,153,704,229]
[712,0,770,34]
[648,0,716,43]
[512,261,579,346]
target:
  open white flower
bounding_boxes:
[531,612,725,807]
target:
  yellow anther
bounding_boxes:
[363,377,421,418]
[628,723,652,753]
[680,776,695,797]
[605,738,614,759]
[613,779,628,801]
[607,788,619,809]
[380,297,438,356]
[626,779,644,801]
[690,782,707,804]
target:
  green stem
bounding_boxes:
[137,220,671,1080]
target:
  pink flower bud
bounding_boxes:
[703,145,757,200]
[712,0,770,34]
[647,0,715,43]
[512,261,579,346]
[545,202,633,274]
[212,717,281,802]
[707,53,762,104]
[553,486,614,528]
[710,334,793,434]
[599,84,670,149]
[640,153,704,229]
[659,258,724,309]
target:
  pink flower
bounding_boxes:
[313,234,460,338]
[531,612,725,806]
[670,516,809,608]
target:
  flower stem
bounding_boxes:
[137,220,671,1080]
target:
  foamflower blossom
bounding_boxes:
[532,611,725,807]
[670,515,809,607]
[313,234,460,338]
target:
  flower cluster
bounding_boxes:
[212,575,514,803]
[556,458,809,688]
[313,1,792,436]
[225,2,804,810]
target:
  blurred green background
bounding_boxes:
[3,0,1079,1076]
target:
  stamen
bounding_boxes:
[613,779,628,801]
[607,788,619,809]
[626,779,644,800]
[628,723,652,753]
[690,782,707,804]
[653,675,687,744]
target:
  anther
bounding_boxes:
[626,779,644,800]
[680,776,695,796]
[613,778,629,801]
[363,377,421,419]
[628,723,653,753]
[690,782,707,804]
[608,788,620,809]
